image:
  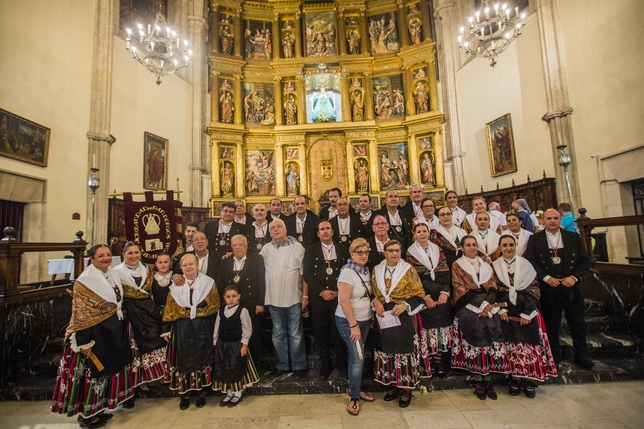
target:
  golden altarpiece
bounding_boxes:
[207,0,444,215]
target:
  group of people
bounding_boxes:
[52,187,592,425]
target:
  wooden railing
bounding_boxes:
[576,208,644,275]
[0,228,86,304]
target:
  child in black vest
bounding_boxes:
[213,284,259,407]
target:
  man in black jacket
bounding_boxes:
[302,221,350,379]
[203,202,249,265]
[525,208,593,369]
[171,231,219,283]
[285,195,320,249]
[377,190,413,249]
[329,197,362,248]
[217,234,266,355]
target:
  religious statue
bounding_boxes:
[380,151,394,189]
[282,32,294,58]
[373,85,392,120]
[347,29,360,54]
[264,29,273,60]
[397,154,409,187]
[414,81,429,114]
[311,88,336,123]
[285,163,300,196]
[414,68,426,79]
[392,89,405,117]
[244,29,253,58]
[261,99,275,126]
[409,17,422,45]
[351,90,364,121]
[219,91,234,123]
[220,161,234,196]
[420,152,435,186]
[220,25,233,54]
[354,158,369,192]
[284,94,298,125]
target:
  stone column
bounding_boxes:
[368,138,379,192]
[360,8,369,54]
[397,0,411,47]
[235,141,244,197]
[234,8,242,57]
[187,5,208,207]
[433,0,465,194]
[275,143,285,196]
[408,134,420,185]
[535,0,581,207]
[341,73,350,121]
[294,12,303,57]
[211,70,220,122]
[273,13,281,60]
[296,76,305,124]
[337,10,347,56]
[404,66,415,115]
[274,77,284,125]
[210,134,221,198]
[233,75,243,125]
[86,0,115,245]
[211,3,219,53]
[363,73,374,121]
[299,141,308,194]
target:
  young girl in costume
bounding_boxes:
[212,284,259,407]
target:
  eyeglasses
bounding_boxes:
[438,213,452,217]
[192,238,207,242]
[352,250,369,256]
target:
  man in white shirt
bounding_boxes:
[260,219,308,379]
[402,184,424,220]
[249,203,271,253]
[488,201,508,230]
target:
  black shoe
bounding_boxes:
[195,394,206,408]
[383,388,399,402]
[509,379,521,396]
[179,396,190,410]
[96,413,113,422]
[574,356,595,370]
[522,381,536,399]
[77,416,107,429]
[485,382,497,400]
[219,393,233,407]
[474,383,486,400]
[435,363,447,379]
[228,395,242,407]
[398,390,412,408]
[318,370,330,381]
[269,368,287,378]
[121,397,135,409]
[293,369,305,380]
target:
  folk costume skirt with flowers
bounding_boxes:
[451,293,509,376]
[212,345,259,393]
[164,315,215,394]
[417,280,454,376]
[373,302,425,389]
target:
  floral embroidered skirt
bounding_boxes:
[126,321,167,387]
[51,341,134,418]
[504,311,558,381]
[416,313,453,376]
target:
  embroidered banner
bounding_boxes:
[123,191,183,264]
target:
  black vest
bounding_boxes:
[218,304,243,342]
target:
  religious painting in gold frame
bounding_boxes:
[485,113,517,177]
[143,132,168,190]
[0,108,50,167]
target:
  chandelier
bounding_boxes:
[458,1,526,67]
[125,12,192,85]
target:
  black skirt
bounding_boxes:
[122,298,166,354]
[374,302,415,355]
[213,340,247,383]
[174,315,216,373]
[419,280,453,329]
[456,291,504,348]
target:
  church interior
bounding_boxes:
[1,0,644,424]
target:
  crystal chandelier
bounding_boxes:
[458,1,526,67]
[125,12,192,85]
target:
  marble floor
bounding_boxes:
[1,381,643,429]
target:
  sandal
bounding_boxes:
[347,398,360,416]
[359,391,375,402]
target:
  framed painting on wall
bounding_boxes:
[485,113,517,177]
[0,108,50,167]
[143,132,168,190]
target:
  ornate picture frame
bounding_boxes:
[143,132,168,190]
[0,108,50,167]
[486,113,517,177]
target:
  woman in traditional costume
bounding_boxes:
[470,212,502,262]
[151,252,173,314]
[461,196,502,234]
[52,244,134,428]
[430,206,468,267]
[162,253,220,410]
[336,238,376,416]
[372,239,426,407]
[451,236,508,400]
[445,190,467,228]
[112,242,167,390]
[493,235,557,398]
[407,223,453,378]
[501,213,533,256]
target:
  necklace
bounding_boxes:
[546,232,562,264]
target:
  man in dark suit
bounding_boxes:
[376,190,413,249]
[330,197,362,248]
[171,231,219,283]
[203,202,249,263]
[525,208,593,369]
[319,187,342,220]
[401,184,425,220]
[233,200,254,226]
[285,195,320,249]
[217,234,266,356]
[367,214,393,271]
[267,198,288,224]
[358,194,375,238]
[302,221,350,379]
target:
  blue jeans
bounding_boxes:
[268,304,307,371]
[336,316,370,399]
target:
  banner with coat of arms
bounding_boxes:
[123,191,183,264]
